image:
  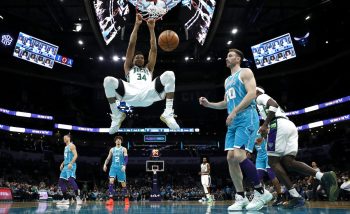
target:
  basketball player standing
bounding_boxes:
[199,49,272,211]
[103,14,179,134]
[56,134,82,205]
[199,157,213,202]
[103,136,129,205]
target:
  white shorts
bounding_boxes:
[201,175,211,187]
[121,79,165,107]
[267,118,298,157]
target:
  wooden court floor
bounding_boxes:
[1,200,350,213]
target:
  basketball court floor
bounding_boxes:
[1,201,350,213]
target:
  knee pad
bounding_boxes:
[103,76,118,88]
[160,71,175,93]
[103,77,125,98]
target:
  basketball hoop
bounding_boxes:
[136,0,168,21]
[152,165,159,174]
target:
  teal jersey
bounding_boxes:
[255,140,268,163]
[111,146,125,167]
[225,69,256,115]
[63,143,75,165]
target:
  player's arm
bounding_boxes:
[257,94,279,136]
[124,14,142,76]
[232,68,256,114]
[103,149,113,172]
[60,161,64,171]
[207,163,211,174]
[145,19,157,72]
[199,95,227,110]
[104,149,113,167]
[262,98,279,127]
[122,147,128,172]
[68,144,78,167]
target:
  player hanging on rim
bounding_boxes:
[103,136,129,205]
[103,13,180,134]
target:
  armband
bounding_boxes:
[268,106,278,112]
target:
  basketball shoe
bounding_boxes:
[76,196,83,205]
[160,109,180,129]
[227,194,249,211]
[106,198,114,205]
[321,171,340,201]
[109,111,126,134]
[283,196,305,209]
[246,189,273,210]
[56,199,70,205]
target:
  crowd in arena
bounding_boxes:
[1,158,349,202]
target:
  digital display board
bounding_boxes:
[13,32,58,69]
[55,54,74,67]
[251,33,296,69]
[144,135,166,142]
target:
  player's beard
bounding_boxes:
[227,62,236,69]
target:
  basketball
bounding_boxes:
[158,30,179,52]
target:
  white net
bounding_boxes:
[137,0,167,20]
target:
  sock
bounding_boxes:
[108,184,116,197]
[206,193,210,198]
[278,193,284,199]
[109,101,119,115]
[165,99,173,112]
[58,179,67,192]
[288,188,301,198]
[237,192,245,198]
[63,192,69,200]
[68,178,79,191]
[239,158,261,186]
[122,187,128,197]
[254,186,264,195]
[315,172,324,181]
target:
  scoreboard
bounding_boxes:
[13,32,58,69]
[55,54,74,67]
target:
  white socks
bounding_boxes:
[109,101,119,115]
[165,99,174,112]
[289,188,301,198]
[316,172,324,181]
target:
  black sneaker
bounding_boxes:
[283,197,305,209]
[321,171,339,202]
[272,194,284,206]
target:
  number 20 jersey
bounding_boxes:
[225,69,256,115]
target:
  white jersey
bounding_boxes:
[201,163,210,175]
[126,66,152,89]
[256,93,287,120]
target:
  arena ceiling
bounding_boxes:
[1,0,347,60]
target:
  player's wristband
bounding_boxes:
[124,156,128,165]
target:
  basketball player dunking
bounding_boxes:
[199,157,213,203]
[103,136,129,205]
[103,14,180,134]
